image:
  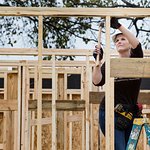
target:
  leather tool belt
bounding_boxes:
[115,104,134,130]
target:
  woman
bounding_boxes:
[92,18,143,150]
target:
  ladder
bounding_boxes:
[126,118,150,150]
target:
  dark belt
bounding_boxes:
[100,103,140,116]
[115,103,137,114]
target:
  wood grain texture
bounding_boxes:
[110,58,150,78]
[0,7,149,17]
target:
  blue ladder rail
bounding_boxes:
[126,118,150,150]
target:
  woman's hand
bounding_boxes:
[111,17,121,29]
[93,45,104,61]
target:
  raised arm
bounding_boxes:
[118,25,139,49]
[111,17,139,49]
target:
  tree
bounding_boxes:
[0,0,149,60]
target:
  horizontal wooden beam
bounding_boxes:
[110,50,150,57]
[0,48,38,55]
[2,58,150,71]
[30,114,82,126]
[28,90,150,111]
[0,60,95,67]
[110,58,150,78]
[0,66,83,75]
[89,90,150,105]
[67,114,82,122]
[29,100,85,111]
[0,7,150,17]
[0,48,93,56]
[43,48,93,56]
[0,48,149,56]
[138,91,150,104]
[31,117,52,126]
[0,90,149,111]
[89,91,105,104]
[0,100,17,111]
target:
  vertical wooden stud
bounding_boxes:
[31,66,38,150]
[4,72,18,150]
[85,56,90,150]
[57,73,65,150]
[37,15,43,150]
[17,66,21,150]
[3,72,7,150]
[69,94,73,150]
[21,62,30,150]
[52,54,57,150]
[105,16,114,150]
[81,66,85,150]
[25,64,30,150]
[64,73,68,150]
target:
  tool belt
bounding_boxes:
[115,104,134,130]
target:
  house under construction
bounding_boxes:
[0,7,150,150]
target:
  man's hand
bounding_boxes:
[93,45,104,61]
[111,17,121,29]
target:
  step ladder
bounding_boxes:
[126,118,150,150]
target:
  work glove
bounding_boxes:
[93,46,104,61]
[111,17,121,29]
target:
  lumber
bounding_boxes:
[30,114,83,126]
[57,74,65,150]
[0,7,149,150]
[17,66,21,150]
[89,90,150,105]
[52,53,57,150]
[110,58,150,78]
[29,100,85,111]
[105,16,114,150]
[3,73,18,150]
[85,55,90,150]
[0,144,3,149]
[0,7,149,17]
[0,48,149,56]
[0,100,17,111]
[37,15,43,150]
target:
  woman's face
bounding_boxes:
[114,34,131,55]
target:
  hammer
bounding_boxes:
[96,20,105,66]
